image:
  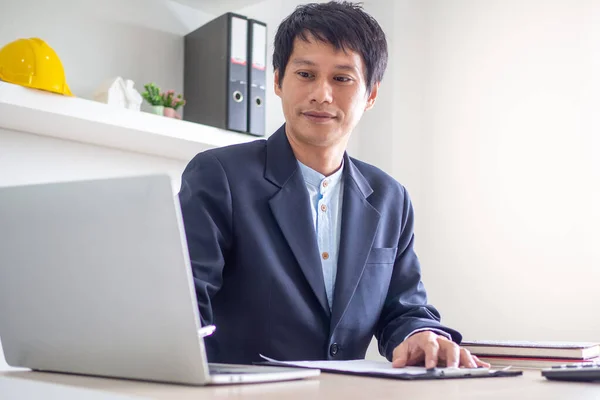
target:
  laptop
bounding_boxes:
[0,175,320,385]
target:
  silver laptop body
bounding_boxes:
[0,175,319,385]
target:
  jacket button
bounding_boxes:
[330,343,339,356]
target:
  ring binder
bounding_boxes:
[184,13,249,133]
[247,19,267,136]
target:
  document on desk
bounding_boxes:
[258,355,523,380]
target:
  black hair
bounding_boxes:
[273,1,388,93]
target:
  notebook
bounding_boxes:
[461,340,600,359]
[478,355,600,369]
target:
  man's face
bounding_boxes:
[275,35,379,150]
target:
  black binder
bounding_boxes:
[247,19,267,137]
[184,13,249,133]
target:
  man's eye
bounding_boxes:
[335,76,352,83]
[297,71,313,78]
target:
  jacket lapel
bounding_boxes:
[330,155,381,333]
[265,126,331,317]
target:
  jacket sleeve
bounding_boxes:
[178,152,233,326]
[374,186,462,361]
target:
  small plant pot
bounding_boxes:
[163,107,182,119]
[151,105,164,116]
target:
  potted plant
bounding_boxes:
[141,83,186,119]
[162,90,186,119]
[141,83,164,115]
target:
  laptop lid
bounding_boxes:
[0,175,211,385]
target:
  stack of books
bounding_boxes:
[461,340,600,369]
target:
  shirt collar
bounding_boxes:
[297,159,345,190]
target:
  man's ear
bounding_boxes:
[274,69,282,98]
[365,82,380,111]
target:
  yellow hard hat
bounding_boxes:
[0,38,73,96]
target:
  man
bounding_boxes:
[179,1,488,369]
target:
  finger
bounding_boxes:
[423,339,440,369]
[392,342,409,368]
[440,340,460,368]
[406,347,425,366]
[473,355,491,368]
[459,348,477,368]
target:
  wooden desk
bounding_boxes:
[2,370,600,399]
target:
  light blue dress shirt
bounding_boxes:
[297,160,344,310]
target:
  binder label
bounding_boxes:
[252,23,267,71]
[231,17,248,66]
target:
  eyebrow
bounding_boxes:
[291,58,358,73]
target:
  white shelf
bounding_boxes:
[0,82,259,162]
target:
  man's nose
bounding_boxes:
[310,78,333,104]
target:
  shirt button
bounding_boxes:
[322,180,329,188]
[330,343,339,356]
[320,204,327,212]
[322,252,329,260]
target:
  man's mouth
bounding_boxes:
[302,111,337,123]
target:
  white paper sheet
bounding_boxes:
[259,355,492,377]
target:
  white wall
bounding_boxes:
[0,129,187,188]
[422,0,600,342]
[358,0,428,205]
[357,0,600,343]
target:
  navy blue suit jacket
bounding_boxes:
[178,125,461,364]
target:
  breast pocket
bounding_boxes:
[366,247,398,265]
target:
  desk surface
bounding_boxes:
[2,369,600,399]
